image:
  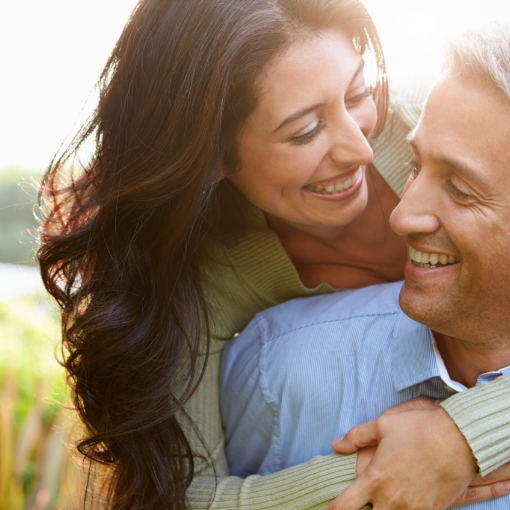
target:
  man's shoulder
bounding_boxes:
[222,282,407,375]
[252,281,404,339]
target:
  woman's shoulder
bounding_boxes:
[202,212,333,342]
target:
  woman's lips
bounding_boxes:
[304,168,362,195]
[303,168,363,200]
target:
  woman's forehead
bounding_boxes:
[250,29,363,126]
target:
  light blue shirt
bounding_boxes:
[221,282,510,510]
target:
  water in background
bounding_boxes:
[0,263,44,300]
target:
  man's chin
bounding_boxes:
[398,283,445,328]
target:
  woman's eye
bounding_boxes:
[290,121,325,145]
[345,89,371,105]
[446,179,472,202]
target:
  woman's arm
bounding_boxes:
[186,344,510,509]
[330,377,510,509]
[441,375,510,476]
[188,454,357,510]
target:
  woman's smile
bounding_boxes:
[303,166,363,198]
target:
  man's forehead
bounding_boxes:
[408,75,510,191]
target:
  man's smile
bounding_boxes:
[408,244,458,269]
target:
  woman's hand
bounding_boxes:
[327,397,510,509]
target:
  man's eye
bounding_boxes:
[290,121,325,145]
[406,160,420,176]
[446,179,472,202]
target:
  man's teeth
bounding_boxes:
[305,169,361,195]
[409,246,457,268]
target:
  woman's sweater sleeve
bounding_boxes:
[441,375,510,476]
[187,454,357,510]
[183,344,357,510]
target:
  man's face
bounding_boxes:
[390,75,510,345]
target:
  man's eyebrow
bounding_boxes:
[271,60,365,135]
[407,137,491,194]
[407,136,419,154]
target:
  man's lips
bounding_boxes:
[403,244,460,281]
[408,245,458,268]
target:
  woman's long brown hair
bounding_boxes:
[37,0,388,508]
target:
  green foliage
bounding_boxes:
[0,294,87,509]
[0,167,90,506]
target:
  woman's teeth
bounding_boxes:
[409,246,458,268]
[305,169,361,195]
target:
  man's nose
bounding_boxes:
[390,170,441,237]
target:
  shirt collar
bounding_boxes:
[392,311,510,392]
[392,312,439,392]
[430,330,468,393]
[430,330,510,389]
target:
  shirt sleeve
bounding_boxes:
[441,374,510,476]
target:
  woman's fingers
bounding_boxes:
[450,480,510,507]
[332,397,446,454]
[331,406,479,510]
[331,420,381,454]
[355,446,377,476]
[469,462,510,486]
[327,468,510,510]
[325,470,375,510]
[380,396,442,416]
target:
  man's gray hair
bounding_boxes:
[443,21,510,100]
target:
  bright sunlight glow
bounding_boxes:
[1,0,510,170]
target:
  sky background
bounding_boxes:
[1,0,510,171]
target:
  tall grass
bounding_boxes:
[0,294,87,509]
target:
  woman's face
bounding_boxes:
[226,29,378,235]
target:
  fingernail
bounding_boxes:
[433,399,443,406]
[503,481,510,492]
[331,437,344,447]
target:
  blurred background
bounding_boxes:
[1,0,510,508]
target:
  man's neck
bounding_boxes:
[433,331,510,388]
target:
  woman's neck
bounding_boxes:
[266,167,407,290]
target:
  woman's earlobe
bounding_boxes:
[216,170,225,182]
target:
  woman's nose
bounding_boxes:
[390,171,441,237]
[329,104,376,166]
[329,118,373,165]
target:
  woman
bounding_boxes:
[37,0,510,509]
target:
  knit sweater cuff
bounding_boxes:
[187,453,357,510]
[441,375,510,476]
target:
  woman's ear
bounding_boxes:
[216,170,225,182]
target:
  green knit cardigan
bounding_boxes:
[183,78,510,509]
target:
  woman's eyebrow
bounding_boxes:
[271,59,365,135]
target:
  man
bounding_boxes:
[330,23,510,510]
[221,22,510,510]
